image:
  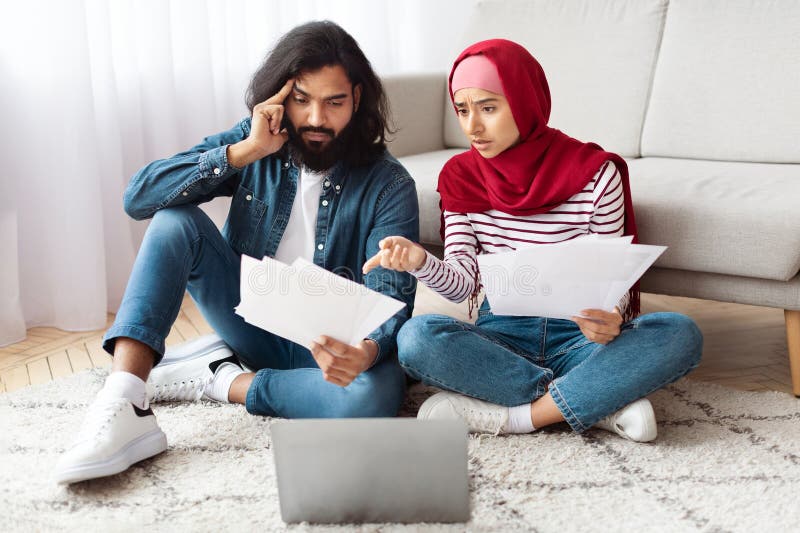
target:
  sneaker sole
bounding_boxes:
[54,428,168,485]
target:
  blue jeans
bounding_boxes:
[103,206,406,418]
[397,299,703,432]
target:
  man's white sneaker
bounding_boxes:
[148,336,240,403]
[417,391,508,435]
[593,398,657,442]
[159,333,229,364]
[53,392,167,485]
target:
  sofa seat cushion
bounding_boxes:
[398,149,463,246]
[628,158,800,281]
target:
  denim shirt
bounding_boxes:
[123,118,419,365]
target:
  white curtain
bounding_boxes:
[0,0,471,346]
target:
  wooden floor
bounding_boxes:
[0,292,795,396]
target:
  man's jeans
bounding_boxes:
[103,205,406,418]
[397,300,703,432]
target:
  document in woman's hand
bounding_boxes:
[476,236,666,320]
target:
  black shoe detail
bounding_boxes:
[132,403,154,417]
[209,354,242,374]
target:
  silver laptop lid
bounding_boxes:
[271,418,470,524]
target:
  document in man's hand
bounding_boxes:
[234,255,406,347]
[476,236,666,320]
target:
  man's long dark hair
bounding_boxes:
[246,21,393,168]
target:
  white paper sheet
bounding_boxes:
[234,255,406,347]
[477,237,666,320]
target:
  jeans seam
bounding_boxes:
[165,244,195,326]
[535,374,552,399]
[540,318,547,360]
[549,379,587,432]
[549,338,594,358]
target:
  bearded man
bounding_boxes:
[54,21,418,485]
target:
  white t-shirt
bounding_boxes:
[274,166,327,264]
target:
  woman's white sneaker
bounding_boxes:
[593,398,657,442]
[53,392,167,485]
[417,391,509,435]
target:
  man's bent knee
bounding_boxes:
[332,363,405,417]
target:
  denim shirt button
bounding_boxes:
[182,191,189,196]
[284,162,290,169]
[213,167,221,175]
[335,184,341,191]
[321,200,329,207]
[245,194,252,201]
[317,243,324,250]
[324,180,330,188]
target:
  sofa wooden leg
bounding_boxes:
[786,310,800,397]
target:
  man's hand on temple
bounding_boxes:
[309,337,379,387]
[227,78,295,167]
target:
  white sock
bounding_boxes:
[102,371,147,408]
[205,362,246,403]
[503,403,536,434]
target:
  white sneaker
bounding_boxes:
[53,392,167,485]
[159,333,229,363]
[417,391,508,435]
[593,398,657,442]
[148,336,240,402]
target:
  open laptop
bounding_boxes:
[271,418,470,524]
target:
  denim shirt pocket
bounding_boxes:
[226,184,267,256]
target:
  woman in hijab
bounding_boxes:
[363,39,703,441]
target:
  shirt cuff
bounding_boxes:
[198,145,236,180]
[409,250,438,279]
[365,333,391,368]
[616,292,630,315]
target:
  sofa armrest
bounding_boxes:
[382,73,447,158]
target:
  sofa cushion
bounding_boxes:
[628,158,800,281]
[641,0,800,163]
[443,0,669,158]
[398,149,464,245]
[383,74,447,158]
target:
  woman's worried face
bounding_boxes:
[453,87,521,159]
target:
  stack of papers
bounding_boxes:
[235,256,406,347]
[476,236,666,320]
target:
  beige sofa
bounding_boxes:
[382,0,800,395]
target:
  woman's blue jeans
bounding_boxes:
[103,206,406,418]
[397,299,703,432]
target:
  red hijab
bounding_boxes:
[438,39,640,319]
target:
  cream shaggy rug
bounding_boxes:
[2,368,800,533]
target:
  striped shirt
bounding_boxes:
[412,161,629,311]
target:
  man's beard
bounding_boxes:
[285,121,354,172]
